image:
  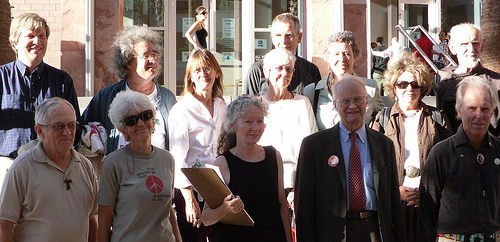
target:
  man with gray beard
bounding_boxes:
[435,23,500,134]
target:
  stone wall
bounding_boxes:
[0,0,16,65]
[481,0,499,72]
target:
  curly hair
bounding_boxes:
[183,49,224,98]
[325,31,361,59]
[109,26,163,80]
[217,95,268,155]
[383,53,432,100]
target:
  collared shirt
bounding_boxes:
[243,56,322,95]
[0,60,80,157]
[168,93,227,189]
[420,125,500,234]
[339,122,377,211]
[0,142,97,242]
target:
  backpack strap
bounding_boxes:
[313,88,320,114]
[380,106,392,132]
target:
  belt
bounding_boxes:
[437,232,498,242]
[346,211,377,220]
[405,166,420,178]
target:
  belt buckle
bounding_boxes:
[405,166,420,178]
[359,211,374,219]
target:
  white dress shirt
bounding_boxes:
[259,94,318,188]
[168,93,227,189]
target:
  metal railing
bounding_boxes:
[395,25,457,74]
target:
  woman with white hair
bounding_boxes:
[201,96,291,242]
[259,48,318,207]
[97,91,181,242]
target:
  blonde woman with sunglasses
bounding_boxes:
[371,53,452,242]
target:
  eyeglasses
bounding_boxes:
[396,81,420,89]
[192,66,213,74]
[335,96,367,108]
[40,121,80,130]
[136,52,160,61]
[122,110,154,126]
[200,11,207,15]
[273,65,295,73]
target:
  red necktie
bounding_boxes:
[348,132,366,211]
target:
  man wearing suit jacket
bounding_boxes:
[295,75,405,242]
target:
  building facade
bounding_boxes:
[3,0,497,97]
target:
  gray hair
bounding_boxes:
[35,97,76,141]
[262,49,296,73]
[455,76,499,111]
[108,90,157,132]
[325,31,361,59]
[449,23,481,45]
[272,13,301,34]
[109,26,163,80]
[217,95,268,154]
[35,97,75,126]
[10,13,50,53]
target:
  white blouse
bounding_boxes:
[402,112,422,188]
[259,94,318,188]
[168,93,227,189]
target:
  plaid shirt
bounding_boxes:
[0,60,80,157]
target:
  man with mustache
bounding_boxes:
[0,13,80,159]
[435,23,500,135]
[82,26,177,156]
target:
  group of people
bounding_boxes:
[0,10,498,242]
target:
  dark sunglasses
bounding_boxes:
[122,110,154,126]
[396,81,420,89]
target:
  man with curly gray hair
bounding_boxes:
[82,26,176,155]
[303,31,384,131]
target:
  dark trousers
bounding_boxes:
[174,188,215,242]
[346,212,381,242]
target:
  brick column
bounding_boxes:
[481,0,499,72]
[0,0,16,65]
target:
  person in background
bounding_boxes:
[98,91,181,242]
[202,96,291,242]
[0,13,80,159]
[243,13,321,95]
[432,30,450,69]
[0,97,97,242]
[168,49,227,242]
[435,23,500,135]
[420,76,500,241]
[304,31,383,131]
[372,36,389,95]
[82,26,176,156]
[371,37,405,67]
[185,6,209,50]
[295,76,405,242]
[258,48,318,211]
[371,53,453,242]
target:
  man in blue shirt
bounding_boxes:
[0,13,80,158]
[295,75,404,241]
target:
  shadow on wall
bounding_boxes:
[0,0,17,65]
[61,40,85,96]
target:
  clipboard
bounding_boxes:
[181,168,254,226]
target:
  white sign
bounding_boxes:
[222,18,235,39]
[182,18,196,37]
[221,52,235,64]
[255,39,267,49]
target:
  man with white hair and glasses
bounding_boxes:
[0,97,98,242]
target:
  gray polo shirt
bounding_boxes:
[0,142,98,242]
